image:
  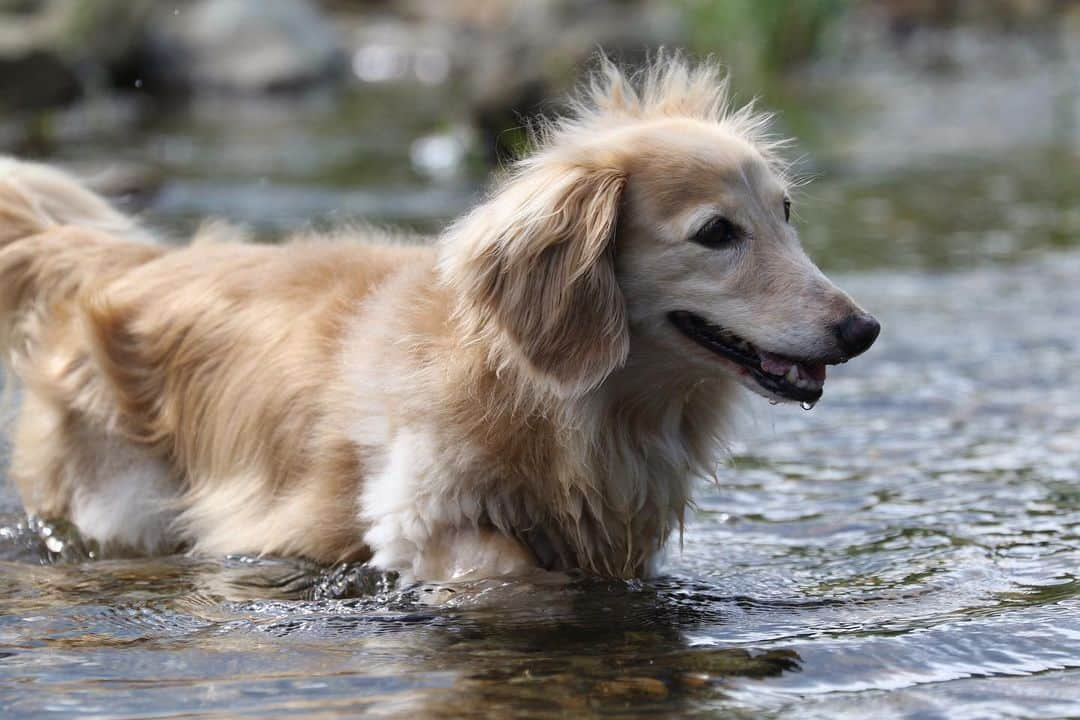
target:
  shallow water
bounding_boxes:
[3,59,1080,718]
[2,254,1079,719]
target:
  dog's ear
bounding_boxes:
[445,164,629,397]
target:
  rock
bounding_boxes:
[0,2,76,112]
[146,0,346,93]
[342,0,686,161]
[0,0,44,13]
[0,50,80,111]
[0,0,153,109]
[51,0,153,72]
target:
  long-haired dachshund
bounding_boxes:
[0,57,878,581]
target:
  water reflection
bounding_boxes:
[0,546,809,716]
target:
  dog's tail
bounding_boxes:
[0,157,161,372]
[0,157,149,247]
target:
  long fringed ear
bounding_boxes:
[443,164,629,397]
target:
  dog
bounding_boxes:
[0,57,879,581]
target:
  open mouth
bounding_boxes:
[667,311,828,404]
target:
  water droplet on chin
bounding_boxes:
[769,399,779,406]
[801,401,816,411]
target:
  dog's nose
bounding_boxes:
[835,313,880,358]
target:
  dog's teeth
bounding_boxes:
[785,367,799,383]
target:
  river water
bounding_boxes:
[1,63,1079,717]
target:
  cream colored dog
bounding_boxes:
[0,58,878,581]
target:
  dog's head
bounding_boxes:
[441,56,878,403]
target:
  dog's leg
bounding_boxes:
[66,428,178,554]
[417,526,540,581]
[360,429,538,581]
[12,393,179,555]
[0,158,175,554]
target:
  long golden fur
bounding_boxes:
[0,57,878,580]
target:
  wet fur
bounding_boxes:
[0,58,866,580]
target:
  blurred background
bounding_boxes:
[0,0,1076,269]
[2,2,1080,718]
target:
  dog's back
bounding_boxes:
[0,158,429,559]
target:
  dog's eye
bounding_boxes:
[783,198,791,223]
[690,216,742,249]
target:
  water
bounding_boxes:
[2,58,1080,718]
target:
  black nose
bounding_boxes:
[835,313,880,358]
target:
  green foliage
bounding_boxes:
[56,0,154,64]
[680,0,850,84]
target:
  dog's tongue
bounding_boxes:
[759,351,793,377]
[759,351,827,383]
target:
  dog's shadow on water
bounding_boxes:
[205,558,804,712]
